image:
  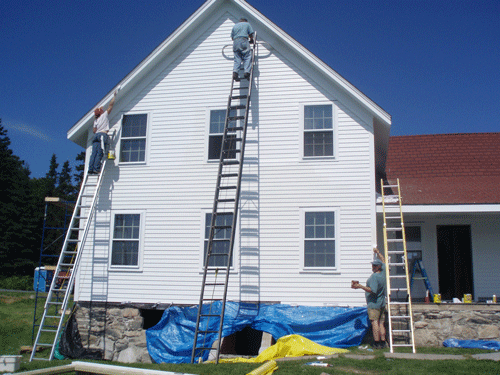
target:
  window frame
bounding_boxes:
[109,211,145,271]
[206,108,238,162]
[299,207,339,272]
[118,112,150,165]
[300,103,337,159]
[200,210,239,272]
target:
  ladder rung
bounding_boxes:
[41,328,57,333]
[220,173,238,178]
[389,275,407,279]
[390,288,408,291]
[226,126,244,132]
[204,283,225,287]
[390,301,410,305]
[392,330,411,333]
[388,262,405,266]
[35,343,53,347]
[387,239,404,243]
[231,95,248,99]
[222,160,239,165]
[219,186,236,190]
[217,199,235,203]
[390,315,411,319]
[388,250,405,254]
[391,344,413,347]
[200,314,221,317]
[228,116,245,121]
[198,330,219,334]
[47,301,63,305]
[386,228,402,231]
[230,105,246,110]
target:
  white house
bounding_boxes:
[68,0,391,310]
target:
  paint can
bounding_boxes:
[493,295,497,303]
[464,294,472,303]
[433,294,441,303]
[107,150,116,160]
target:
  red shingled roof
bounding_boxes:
[385,133,500,205]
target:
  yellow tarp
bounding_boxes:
[219,334,349,363]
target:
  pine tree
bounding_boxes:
[0,120,38,276]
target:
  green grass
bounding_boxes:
[1,291,499,374]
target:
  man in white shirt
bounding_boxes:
[88,91,116,174]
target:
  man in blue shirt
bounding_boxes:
[352,247,387,349]
[231,18,254,80]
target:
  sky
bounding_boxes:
[1,0,499,178]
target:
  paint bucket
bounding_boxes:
[493,295,497,303]
[433,294,441,303]
[464,294,472,303]
[107,150,116,160]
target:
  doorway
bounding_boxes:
[436,225,473,301]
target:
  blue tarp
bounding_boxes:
[146,302,368,363]
[443,338,500,351]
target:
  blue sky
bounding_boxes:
[1,0,499,178]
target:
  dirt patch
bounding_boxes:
[0,294,33,304]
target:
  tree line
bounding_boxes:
[0,119,85,280]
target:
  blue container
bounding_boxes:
[33,267,54,292]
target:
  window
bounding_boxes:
[208,110,236,160]
[396,226,422,274]
[120,114,147,162]
[111,214,141,266]
[204,213,233,267]
[304,211,336,267]
[304,105,333,157]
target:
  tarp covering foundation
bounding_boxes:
[146,302,368,363]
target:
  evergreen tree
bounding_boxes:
[0,120,38,276]
[74,151,85,188]
[57,160,77,201]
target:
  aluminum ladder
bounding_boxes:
[191,35,257,364]
[380,178,416,353]
[30,161,109,361]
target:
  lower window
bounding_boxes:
[304,211,336,267]
[204,212,233,267]
[111,214,141,266]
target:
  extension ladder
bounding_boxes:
[380,178,416,353]
[30,161,109,361]
[410,260,434,302]
[191,35,257,364]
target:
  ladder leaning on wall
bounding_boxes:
[191,34,257,365]
[380,178,416,353]
[30,158,110,361]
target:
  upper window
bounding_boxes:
[304,105,333,157]
[208,110,236,160]
[304,211,336,268]
[120,114,147,162]
[111,214,141,267]
[204,212,233,267]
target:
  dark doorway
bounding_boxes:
[437,225,473,301]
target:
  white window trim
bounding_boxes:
[199,209,239,273]
[299,207,340,273]
[117,111,150,166]
[109,210,145,271]
[299,102,338,160]
[205,107,228,163]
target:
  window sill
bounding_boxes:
[300,268,340,275]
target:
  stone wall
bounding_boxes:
[413,304,500,346]
[75,304,152,363]
[74,303,500,363]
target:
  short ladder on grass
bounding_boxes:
[191,34,257,365]
[381,178,416,353]
[30,161,109,361]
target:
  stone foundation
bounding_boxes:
[413,304,500,346]
[74,303,500,363]
[75,304,152,363]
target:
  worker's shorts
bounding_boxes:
[368,306,386,321]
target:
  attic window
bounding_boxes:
[120,114,147,162]
[303,105,333,157]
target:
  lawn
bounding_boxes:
[1,291,498,374]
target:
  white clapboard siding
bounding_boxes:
[76,8,377,307]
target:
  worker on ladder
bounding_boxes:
[88,91,116,174]
[352,247,387,349]
[231,18,254,80]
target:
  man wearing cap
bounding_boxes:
[88,91,116,174]
[352,247,387,349]
[231,18,254,80]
